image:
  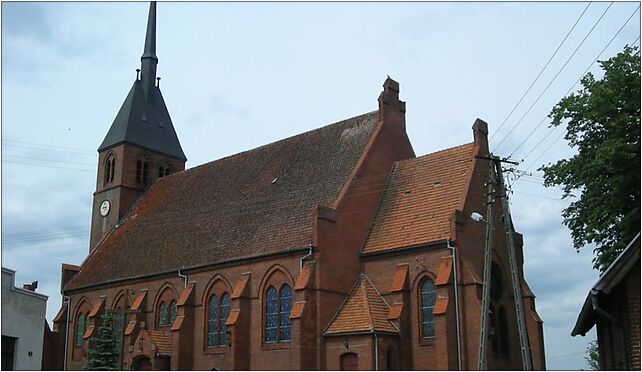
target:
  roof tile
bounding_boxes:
[325,274,398,335]
[363,144,475,254]
[435,257,453,285]
[290,301,306,319]
[433,297,448,315]
[177,286,193,306]
[124,320,137,336]
[388,303,403,320]
[225,309,240,326]
[131,292,147,311]
[389,265,408,292]
[170,315,184,331]
[68,112,379,290]
[148,330,172,355]
[88,298,104,318]
[231,274,250,299]
[294,262,314,290]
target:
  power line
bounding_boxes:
[493,2,614,153]
[490,2,593,142]
[514,4,640,164]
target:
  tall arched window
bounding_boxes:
[75,313,86,346]
[265,284,292,343]
[169,300,177,325]
[420,278,436,338]
[104,155,116,185]
[158,302,168,327]
[207,293,231,348]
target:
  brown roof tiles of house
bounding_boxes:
[435,257,453,286]
[363,143,476,254]
[67,112,380,290]
[389,264,408,292]
[324,274,398,335]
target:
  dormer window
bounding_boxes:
[104,154,116,185]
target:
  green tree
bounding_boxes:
[85,312,118,370]
[541,45,640,272]
[584,340,600,370]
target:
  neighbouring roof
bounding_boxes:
[362,143,476,254]
[571,232,641,336]
[67,111,380,290]
[324,273,399,335]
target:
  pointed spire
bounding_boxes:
[140,2,158,103]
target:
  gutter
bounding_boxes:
[65,246,310,294]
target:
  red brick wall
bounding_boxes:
[626,263,640,370]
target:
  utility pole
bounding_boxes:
[495,159,533,371]
[477,159,496,371]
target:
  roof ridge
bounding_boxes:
[360,274,374,331]
[181,110,378,176]
[397,142,475,165]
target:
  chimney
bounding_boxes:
[23,280,38,291]
[472,118,490,156]
[378,76,406,130]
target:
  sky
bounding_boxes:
[2,2,639,370]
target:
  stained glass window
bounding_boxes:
[421,279,436,338]
[220,293,231,346]
[265,286,278,343]
[279,285,292,341]
[113,312,123,354]
[208,295,219,347]
[159,302,168,327]
[75,314,85,346]
[169,300,177,325]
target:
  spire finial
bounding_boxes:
[140,2,158,102]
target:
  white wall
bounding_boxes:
[1,268,48,370]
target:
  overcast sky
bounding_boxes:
[2,2,639,370]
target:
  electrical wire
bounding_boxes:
[508,4,641,158]
[493,2,614,153]
[490,2,593,142]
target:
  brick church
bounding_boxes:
[50,3,545,370]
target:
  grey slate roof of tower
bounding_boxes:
[98,2,186,161]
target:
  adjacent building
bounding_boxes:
[49,3,545,370]
[1,267,48,370]
[572,232,641,370]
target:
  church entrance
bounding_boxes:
[132,356,152,371]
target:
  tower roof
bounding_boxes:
[98,2,186,161]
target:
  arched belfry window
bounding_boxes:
[104,154,116,185]
[420,278,436,338]
[265,284,292,343]
[142,161,149,184]
[207,292,231,347]
[136,160,142,183]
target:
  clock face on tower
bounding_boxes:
[100,199,111,217]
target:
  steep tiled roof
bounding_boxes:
[363,143,476,254]
[67,112,379,290]
[324,274,398,335]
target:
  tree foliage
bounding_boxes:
[541,46,640,272]
[584,340,600,370]
[85,312,118,371]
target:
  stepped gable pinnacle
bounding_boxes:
[98,2,186,161]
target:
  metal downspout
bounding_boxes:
[63,295,71,370]
[300,244,313,270]
[448,240,463,370]
[177,269,195,288]
[374,333,379,371]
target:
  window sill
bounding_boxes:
[261,341,292,351]
[419,337,436,347]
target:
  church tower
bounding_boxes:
[90,2,186,251]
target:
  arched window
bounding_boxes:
[104,155,116,185]
[340,352,359,371]
[158,302,168,327]
[113,312,124,354]
[159,166,165,178]
[75,313,86,346]
[142,161,149,184]
[165,167,171,177]
[110,157,115,183]
[420,278,436,338]
[207,293,231,348]
[265,284,292,343]
[169,300,177,326]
